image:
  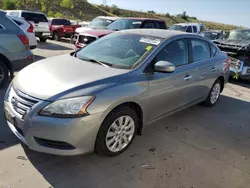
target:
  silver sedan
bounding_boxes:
[4,29,229,156]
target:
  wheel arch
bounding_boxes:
[217,76,225,92]
[0,53,12,76]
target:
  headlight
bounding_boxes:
[39,96,95,117]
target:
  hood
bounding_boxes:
[84,29,114,37]
[13,54,128,100]
[215,39,250,47]
[75,27,92,33]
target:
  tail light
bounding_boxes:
[223,58,231,72]
[18,34,29,49]
[27,21,34,33]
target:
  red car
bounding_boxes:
[75,17,167,49]
[49,18,80,41]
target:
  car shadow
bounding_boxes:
[22,95,250,187]
[37,40,73,51]
[34,55,46,62]
[229,79,250,89]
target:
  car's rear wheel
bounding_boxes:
[39,37,47,42]
[95,106,138,156]
[53,32,60,41]
[203,79,222,106]
[0,60,9,89]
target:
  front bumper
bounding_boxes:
[4,87,103,156]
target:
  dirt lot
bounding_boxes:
[0,40,250,188]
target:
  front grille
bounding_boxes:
[9,88,40,119]
[34,137,75,150]
[78,35,97,45]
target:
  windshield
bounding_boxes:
[88,18,114,29]
[169,25,187,32]
[107,19,142,31]
[76,33,162,69]
[225,30,250,41]
[201,32,221,40]
[52,19,70,25]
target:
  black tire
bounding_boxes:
[39,37,47,42]
[95,106,139,157]
[0,60,9,89]
[203,79,222,107]
[53,32,60,41]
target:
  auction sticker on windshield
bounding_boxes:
[140,37,161,45]
[133,21,142,24]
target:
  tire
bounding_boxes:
[39,37,47,42]
[203,79,222,107]
[53,32,60,41]
[0,60,9,89]
[95,106,139,157]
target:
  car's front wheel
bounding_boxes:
[0,60,9,89]
[203,79,222,106]
[95,106,138,156]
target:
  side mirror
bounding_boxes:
[154,61,175,73]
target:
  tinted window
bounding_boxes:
[156,40,189,67]
[211,45,217,57]
[108,19,142,31]
[143,22,155,28]
[0,25,4,30]
[186,26,192,33]
[88,18,114,29]
[12,19,22,26]
[155,21,166,29]
[21,12,48,23]
[191,40,210,62]
[52,19,70,25]
[192,26,197,33]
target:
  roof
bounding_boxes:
[116,29,190,39]
[97,16,120,21]
[5,10,45,15]
[118,17,164,21]
[174,23,203,26]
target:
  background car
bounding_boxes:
[169,23,206,34]
[75,17,168,48]
[49,18,80,41]
[4,29,229,157]
[8,16,38,49]
[0,10,33,88]
[6,10,50,42]
[200,30,224,41]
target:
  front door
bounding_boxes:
[146,39,199,122]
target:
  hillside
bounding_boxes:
[1,0,240,30]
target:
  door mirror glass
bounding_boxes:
[154,61,175,73]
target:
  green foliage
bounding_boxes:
[79,10,83,17]
[148,10,155,14]
[60,0,74,9]
[2,0,16,10]
[48,10,54,17]
[110,4,120,15]
[54,12,63,18]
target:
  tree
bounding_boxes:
[147,10,155,14]
[2,0,16,10]
[110,4,120,15]
[48,10,54,17]
[181,11,187,19]
[60,0,74,9]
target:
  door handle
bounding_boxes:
[211,67,217,72]
[184,75,193,81]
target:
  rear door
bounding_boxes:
[21,12,49,33]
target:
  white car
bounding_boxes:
[8,16,37,50]
[6,10,50,42]
[169,23,206,34]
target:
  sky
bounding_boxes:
[88,0,250,27]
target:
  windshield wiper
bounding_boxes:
[79,57,112,67]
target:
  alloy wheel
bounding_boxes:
[210,83,221,104]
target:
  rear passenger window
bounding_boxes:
[13,20,22,26]
[211,45,217,57]
[21,12,48,23]
[155,22,166,29]
[143,22,155,28]
[192,26,197,33]
[191,40,210,62]
[156,39,189,67]
[186,26,192,33]
[0,25,4,30]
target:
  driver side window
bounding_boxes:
[155,39,189,67]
